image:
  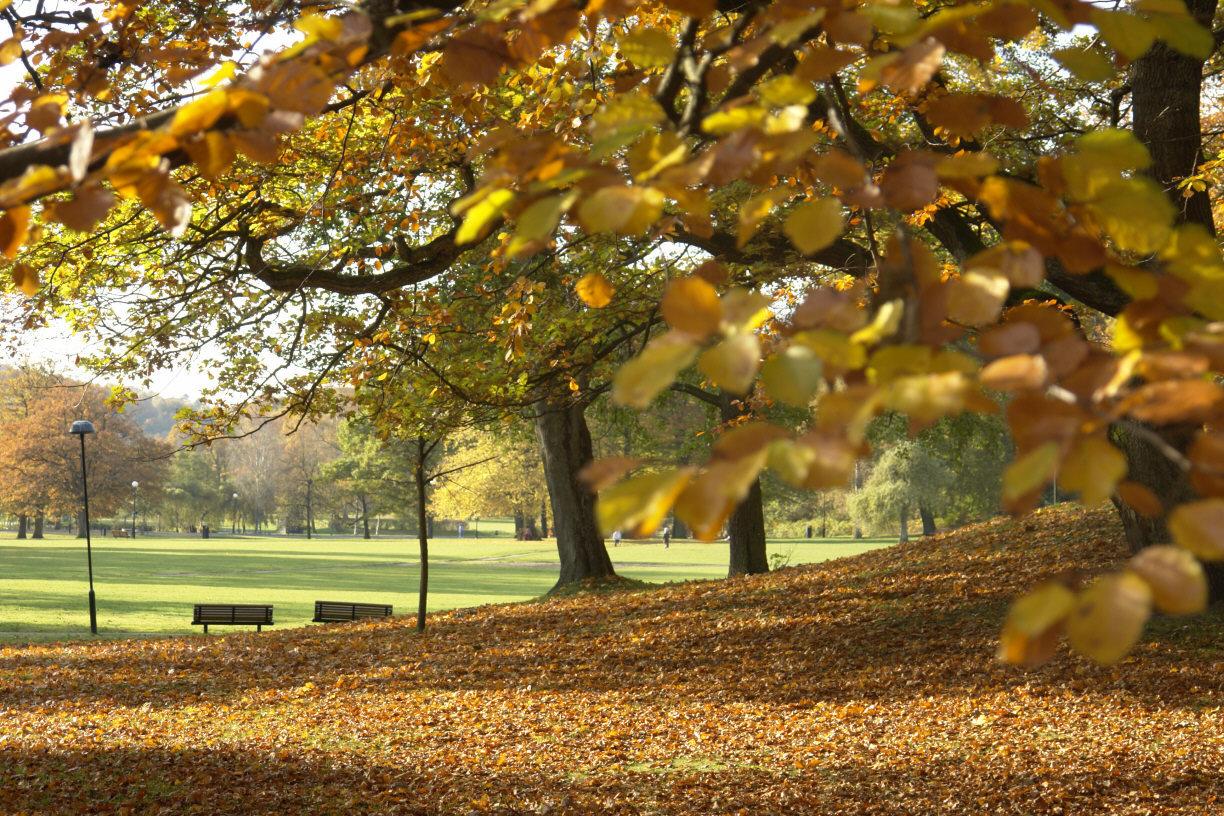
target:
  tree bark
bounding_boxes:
[540,497,549,539]
[920,506,936,536]
[898,503,910,543]
[720,392,769,576]
[77,509,87,539]
[360,494,371,539]
[534,399,615,588]
[1131,0,1218,232]
[33,514,43,539]
[1122,4,1223,601]
[415,436,429,633]
[852,461,863,539]
[16,514,26,539]
[305,478,314,539]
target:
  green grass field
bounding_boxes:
[0,525,893,640]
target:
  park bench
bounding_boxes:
[312,600,393,623]
[192,604,274,633]
[111,529,129,538]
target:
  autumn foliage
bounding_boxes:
[1,505,1221,814]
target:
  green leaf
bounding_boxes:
[760,346,824,406]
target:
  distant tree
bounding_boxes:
[850,442,951,543]
[162,447,228,532]
[0,380,169,536]
[430,423,547,536]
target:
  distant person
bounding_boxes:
[457,521,464,539]
[662,526,671,549]
[806,524,813,539]
[612,530,621,547]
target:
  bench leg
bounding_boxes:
[203,624,208,634]
[257,624,262,632]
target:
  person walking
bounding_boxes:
[612,529,622,547]
[662,525,671,549]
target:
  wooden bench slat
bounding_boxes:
[312,600,393,623]
[192,603,273,633]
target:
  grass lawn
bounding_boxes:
[0,527,892,639]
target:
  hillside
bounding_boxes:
[1,505,1220,814]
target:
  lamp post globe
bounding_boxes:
[70,420,98,635]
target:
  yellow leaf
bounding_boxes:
[1065,572,1152,665]
[575,272,613,308]
[783,198,844,256]
[617,28,674,68]
[1052,47,1116,82]
[202,61,237,88]
[849,300,903,346]
[1062,129,1151,201]
[661,276,722,338]
[508,195,566,257]
[998,581,1075,667]
[756,74,817,107]
[294,12,345,41]
[0,205,29,257]
[1168,499,1224,560]
[183,131,235,180]
[1127,546,1207,616]
[1059,436,1127,506]
[0,36,22,66]
[1091,9,1155,60]
[1002,442,1060,508]
[597,468,694,537]
[698,333,760,394]
[577,185,663,236]
[674,451,767,540]
[455,189,514,245]
[737,189,788,248]
[227,90,270,128]
[719,288,772,333]
[169,91,229,137]
[760,346,824,406]
[1088,178,1174,255]
[612,332,698,408]
[10,262,38,296]
[946,270,1009,327]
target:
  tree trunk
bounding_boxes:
[360,494,371,539]
[415,436,429,633]
[540,497,549,539]
[720,392,769,576]
[534,399,615,588]
[898,503,909,543]
[33,514,43,539]
[1123,5,1223,601]
[852,461,863,539]
[920,506,936,536]
[671,516,689,539]
[77,509,87,539]
[16,514,26,539]
[728,477,769,575]
[305,479,314,540]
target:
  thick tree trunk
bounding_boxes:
[416,436,429,633]
[534,399,615,588]
[540,498,549,539]
[16,514,26,539]
[898,503,910,544]
[77,509,87,539]
[720,392,769,576]
[514,509,525,539]
[728,477,769,575]
[33,514,43,539]
[360,494,371,539]
[1123,5,1223,601]
[1132,0,1217,231]
[920,506,936,536]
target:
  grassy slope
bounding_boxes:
[0,505,1220,814]
[0,532,891,638]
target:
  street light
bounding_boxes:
[70,419,98,635]
[232,492,239,535]
[130,480,139,539]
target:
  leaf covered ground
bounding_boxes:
[1,505,1220,815]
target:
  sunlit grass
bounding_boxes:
[0,525,893,640]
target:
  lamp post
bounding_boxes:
[232,492,238,535]
[130,480,139,538]
[70,420,98,635]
